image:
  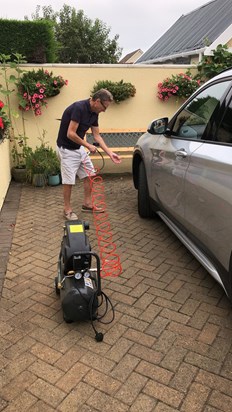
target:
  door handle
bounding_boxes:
[175,149,187,158]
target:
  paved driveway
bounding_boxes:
[0,174,232,411]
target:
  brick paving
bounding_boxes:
[0,173,232,411]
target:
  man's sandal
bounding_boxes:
[81,205,104,213]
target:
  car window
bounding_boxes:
[216,97,232,144]
[171,81,231,140]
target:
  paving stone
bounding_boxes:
[143,380,184,408]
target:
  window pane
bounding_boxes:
[172,81,230,140]
[216,98,232,144]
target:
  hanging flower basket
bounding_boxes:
[17,68,68,116]
[157,70,201,102]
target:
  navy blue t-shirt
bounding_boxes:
[57,99,99,150]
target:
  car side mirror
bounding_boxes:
[147,117,169,135]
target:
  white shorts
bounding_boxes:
[57,146,96,185]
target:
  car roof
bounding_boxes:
[212,67,232,80]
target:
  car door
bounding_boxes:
[184,81,232,273]
[150,85,219,226]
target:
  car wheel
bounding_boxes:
[138,161,152,218]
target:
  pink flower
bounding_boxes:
[0,101,4,109]
[65,80,68,85]
[39,95,44,99]
[39,88,45,93]
[0,117,4,128]
[36,82,41,88]
[53,80,57,85]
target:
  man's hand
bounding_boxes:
[88,144,98,154]
[109,152,121,164]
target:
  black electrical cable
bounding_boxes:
[89,290,115,342]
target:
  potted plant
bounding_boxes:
[45,148,61,186]
[26,133,60,187]
[25,144,48,186]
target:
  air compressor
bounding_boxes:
[55,219,114,342]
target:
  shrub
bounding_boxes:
[197,44,232,80]
[91,79,136,103]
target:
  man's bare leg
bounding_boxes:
[83,177,92,207]
[63,184,73,212]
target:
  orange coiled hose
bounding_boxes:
[86,163,122,278]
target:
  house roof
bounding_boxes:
[136,0,232,64]
[119,49,143,64]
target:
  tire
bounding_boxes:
[54,277,60,295]
[138,161,152,218]
[63,315,73,323]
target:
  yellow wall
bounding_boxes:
[9,63,195,147]
[0,63,195,210]
[0,138,11,208]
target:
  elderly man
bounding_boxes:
[57,88,121,220]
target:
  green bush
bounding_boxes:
[196,44,232,80]
[91,79,136,103]
[26,141,60,179]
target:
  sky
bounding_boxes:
[0,0,212,58]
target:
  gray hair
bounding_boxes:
[92,88,113,102]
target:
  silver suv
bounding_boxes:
[133,68,232,301]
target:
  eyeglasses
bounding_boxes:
[99,100,107,111]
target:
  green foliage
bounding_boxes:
[18,68,68,115]
[196,44,232,80]
[0,53,33,166]
[91,80,136,103]
[26,132,60,178]
[29,4,122,63]
[0,19,57,63]
[157,44,232,103]
[11,134,32,168]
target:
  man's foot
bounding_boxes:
[63,210,78,220]
[81,205,104,213]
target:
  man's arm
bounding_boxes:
[67,120,97,153]
[91,126,121,164]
